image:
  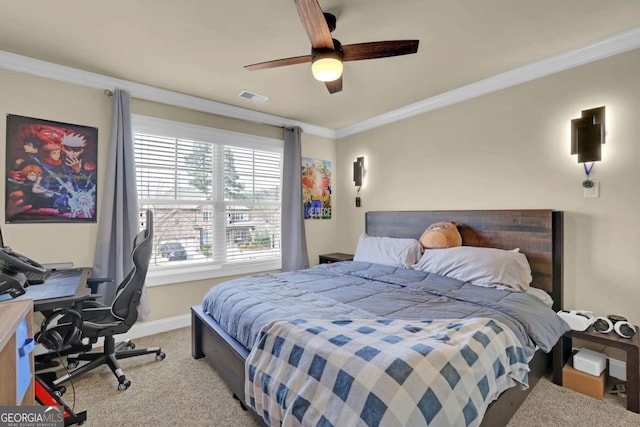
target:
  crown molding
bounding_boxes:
[1,27,639,141]
[0,50,336,140]
[336,27,640,139]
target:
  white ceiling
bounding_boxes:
[0,1,639,132]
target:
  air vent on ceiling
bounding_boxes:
[237,90,269,104]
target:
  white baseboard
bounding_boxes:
[120,313,191,342]
[33,313,191,356]
[609,357,627,381]
[89,314,191,349]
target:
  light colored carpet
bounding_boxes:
[50,327,639,426]
[53,328,261,427]
[507,375,639,427]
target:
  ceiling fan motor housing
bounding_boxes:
[311,39,343,59]
[324,13,337,32]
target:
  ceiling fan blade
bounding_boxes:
[244,55,311,71]
[342,40,419,61]
[325,77,342,94]
[294,0,334,49]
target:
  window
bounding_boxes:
[133,115,283,285]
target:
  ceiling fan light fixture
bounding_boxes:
[311,50,343,82]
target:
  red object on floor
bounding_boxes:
[34,375,87,426]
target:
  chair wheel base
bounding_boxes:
[54,385,66,397]
[117,378,131,391]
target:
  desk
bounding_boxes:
[0,300,34,405]
[0,268,90,312]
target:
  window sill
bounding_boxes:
[145,259,282,287]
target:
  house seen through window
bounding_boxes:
[133,116,283,278]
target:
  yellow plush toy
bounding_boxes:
[419,221,462,249]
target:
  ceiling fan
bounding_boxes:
[244,0,419,94]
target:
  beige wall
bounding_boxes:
[299,132,338,267]
[0,69,336,322]
[0,70,111,266]
[3,48,638,326]
[336,49,640,325]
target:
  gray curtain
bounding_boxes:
[93,89,150,320]
[281,126,309,271]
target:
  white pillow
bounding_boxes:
[411,246,532,291]
[526,287,554,307]
[353,234,423,268]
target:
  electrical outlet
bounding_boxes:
[355,197,361,207]
[583,180,599,198]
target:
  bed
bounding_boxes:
[191,209,567,426]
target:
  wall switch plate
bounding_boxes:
[583,180,599,198]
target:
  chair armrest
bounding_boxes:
[86,278,114,294]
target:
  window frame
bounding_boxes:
[132,115,283,287]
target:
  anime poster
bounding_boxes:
[5,114,98,223]
[302,157,331,219]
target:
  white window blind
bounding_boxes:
[133,116,282,282]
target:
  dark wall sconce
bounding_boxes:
[571,106,605,163]
[353,156,364,188]
[571,106,605,191]
[353,156,364,207]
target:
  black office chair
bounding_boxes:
[51,209,165,391]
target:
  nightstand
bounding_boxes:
[318,253,354,264]
[553,325,639,413]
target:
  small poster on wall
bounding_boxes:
[5,114,98,223]
[302,157,332,219]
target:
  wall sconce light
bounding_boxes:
[353,156,364,207]
[571,106,605,163]
[571,106,605,188]
[353,156,364,188]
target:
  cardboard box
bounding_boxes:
[563,360,607,399]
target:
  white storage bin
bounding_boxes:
[573,348,607,376]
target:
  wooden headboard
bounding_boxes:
[365,209,563,310]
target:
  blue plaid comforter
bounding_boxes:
[246,317,530,427]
